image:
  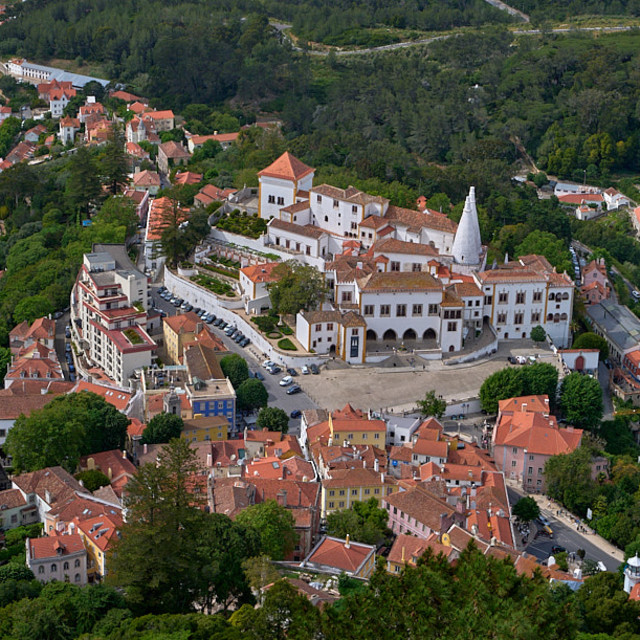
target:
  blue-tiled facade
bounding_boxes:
[192,398,236,430]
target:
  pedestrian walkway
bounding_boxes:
[508,480,624,563]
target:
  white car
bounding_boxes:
[262,359,276,369]
[515,356,527,365]
[279,376,293,387]
[301,365,310,375]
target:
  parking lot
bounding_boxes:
[151,285,317,434]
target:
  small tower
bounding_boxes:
[451,186,482,269]
[624,554,640,593]
[163,386,181,416]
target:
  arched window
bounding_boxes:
[51,563,57,572]
[38,566,44,574]
[560,313,568,321]
[75,573,81,582]
[547,313,553,321]
[549,293,555,301]
[562,292,569,300]
[63,562,69,570]
[74,559,81,568]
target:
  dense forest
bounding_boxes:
[511,0,640,19]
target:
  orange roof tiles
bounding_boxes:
[258,151,315,182]
[384,204,458,234]
[388,533,453,566]
[498,395,550,415]
[358,270,442,292]
[28,534,85,560]
[173,171,203,185]
[384,486,454,531]
[240,262,281,284]
[71,381,132,412]
[163,311,203,335]
[305,536,375,573]
[322,467,394,489]
[0,488,26,509]
[77,514,120,552]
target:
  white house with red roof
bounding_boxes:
[26,534,88,585]
[301,535,376,579]
[58,116,80,144]
[239,262,281,313]
[187,131,239,152]
[603,187,632,210]
[71,245,155,387]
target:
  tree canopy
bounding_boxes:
[220,354,250,389]
[326,498,392,546]
[141,412,184,445]
[255,407,289,434]
[559,372,603,431]
[572,332,609,361]
[5,391,129,473]
[267,261,327,316]
[512,496,540,523]
[236,378,269,411]
[416,390,447,419]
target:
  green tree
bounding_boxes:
[156,192,191,268]
[141,412,184,444]
[235,500,297,560]
[520,362,558,404]
[515,230,573,275]
[267,261,327,315]
[12,295,54,324]
[512,496,540,523]
[242,555,281,592]
[0,346,12,387]
[416,389,446,418]
[0,565,34,583]
[326,498,392,545]
[255,407,289,434]
[559,372,603,430]
[93,196,139,238]
[599,417,639,456]
[75,469,111,492]
[220,353,250,389]
[5,392,129,473]
[479,367,524,414]
[65,146,102,215]
[100,128,129,195]
[531,325,546,342]
[236,378,268,411]
[107,438,206,614]
[572,332,609,361]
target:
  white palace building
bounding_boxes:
[235,152,574,363]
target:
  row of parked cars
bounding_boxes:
[157,287,251,348]
[259,359,320,395]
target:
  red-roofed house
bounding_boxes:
[142,110,175,131]
[301,535,376,578]
[49,86,77,118]
[0,488,37,530]
[76,513,120,578]
[387,533,455,573]
[58,116,80,143]
[187,132,239,152]
[492,399,582,490]
[133,169,161,195]
[9,316,56,354]
[239,262,281,314]
[78,101,105,124]
[258,152,315,221]
[144,197,189,272]
[194,183,237,207]
[71,381,133,413]
[78,450,136,497]
[26,534,88,585]
[157,140,190,174]
[173,171,202,186]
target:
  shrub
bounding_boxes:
[278,338,296,351]
[252,315,277,333]
[531,326,546,342]
[267,331,283,339]
[190,274,235,296]
[123,328,143,344]
[279,324,293,335]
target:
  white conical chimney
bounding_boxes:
[451,186,482,266]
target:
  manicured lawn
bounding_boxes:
[190,274,236,296]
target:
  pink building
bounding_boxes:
[581,259,611,305]
[492,395,582,491]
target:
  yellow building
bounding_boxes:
[320,467,398,518]
[305,404,387,449]
[162,311,205,365]
[181,415,229,442]
[76,514,120,580]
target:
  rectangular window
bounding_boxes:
[351,222,357,230]
[333,199,339,208]
[315,324,322,331]
[531,311,540,323]
[364,488,370,495]
[485,295,493,305]
[341,291,352,302]
[497,313,507,325]
[428,304,439,315]
[374,488,380,495]
[277,196,284,205]
[412,263,421,272]
[316,195,322,203]
[528,467,533,475]
[390,261,400,272]
[396,304,406,317]
[511,460,517,467]
[498,292,508,304]
[412,304,422,316]
[514,312,524,325]
[447,321,457,332]
[533,291,542,303]
[339,490,345,496]
[328,502,334,508]
[374,433,380,439]
[364,305,374,316]
[351,489,358,496]
[512,447,518,453]
[352,205,358,213]
[327,323,334,331]
[516,292,525,304]
[380,305,390,317]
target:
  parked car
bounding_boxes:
[515,355,527,365]
[507,356,517,364]
[68,363,75,373]
[268,365,281,375]
[65,327,71,339]
[551,545,566,555]
[253,371,265,381]
[240,338,250,348]
[279,376,293,387]
[69,372,76,382]
[287,385,301,395]
[158,286,166,293]
[184,304,193,312]
[205,314,216,323]
[286,367,298,376]
[234,333,244,343]
[290,409,302,418]
[263,360,276,369]
[65,343,72,353]
[310,364,319,375]
[301,365,310,375]
[213,318,223,327]
[219,321,228,329]
[53,311,63,319]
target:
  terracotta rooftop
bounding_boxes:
[71,381,132,412]
[258,151,314,182]
[304,535,375,573]
[240,262,281,284]
[269,218,326,239]
[27,534,85,560]
[323,467,395,489]
[384,205,458,234]
[0,488,27,510]
[76,514,120,552]
[388,533,453,566]
[358,271,441,292]
[384,485,454,531]
[372,237,439,257]
[12,467,88,506]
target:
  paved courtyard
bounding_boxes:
[297,341,558,412]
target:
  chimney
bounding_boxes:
[471,524,478,536]
[401,546,406,563]
[206,453,212,467]
[45,489,51,504]
[143,443,148,454]
[356,261,363,270]
[122,450,127,459]
[345,534,350,549]
[374,458,379,472]
[78,479,84,487]
[107,467,113,480]
[362,459,366,468]
[380,472,385,484]
[278,490,287,507]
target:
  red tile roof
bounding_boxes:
[71,381,132,412]
[0,488,26,509]
[305,536,375,573]
[388,533,453,565]
[258,152,315,182]
[76,514,120,552]
[28,534,85,559]
[240,262,281,284]
[173,171,203,185]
